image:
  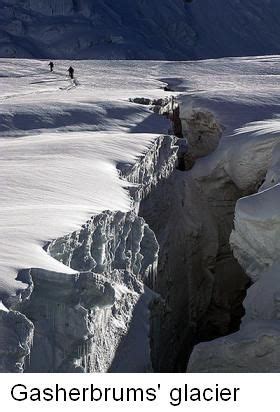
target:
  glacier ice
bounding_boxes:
[188,120,280,372]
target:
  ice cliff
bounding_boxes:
[141,103,250,371]
[188,120,280,373]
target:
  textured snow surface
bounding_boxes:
[1,0,280,60]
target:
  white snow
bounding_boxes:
[0,301,8,313]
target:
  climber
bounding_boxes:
[68,66,74,79]
[48,61,54,72]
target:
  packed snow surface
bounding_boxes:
[1,56,280,308]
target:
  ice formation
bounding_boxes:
[188,108,280,373]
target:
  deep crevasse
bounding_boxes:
[188,121,280,372]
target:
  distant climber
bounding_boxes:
[68,66,74,79]
[48,61,54,72]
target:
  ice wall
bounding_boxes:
[48,211,158,288]
[0,309,33,372]
[188,122,280,373]
[139,101,251,371]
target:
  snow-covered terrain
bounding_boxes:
[1,0,280,60]
[1,55,280,372]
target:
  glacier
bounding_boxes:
[0,56,280,372]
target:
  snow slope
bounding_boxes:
[0,0,280,60]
